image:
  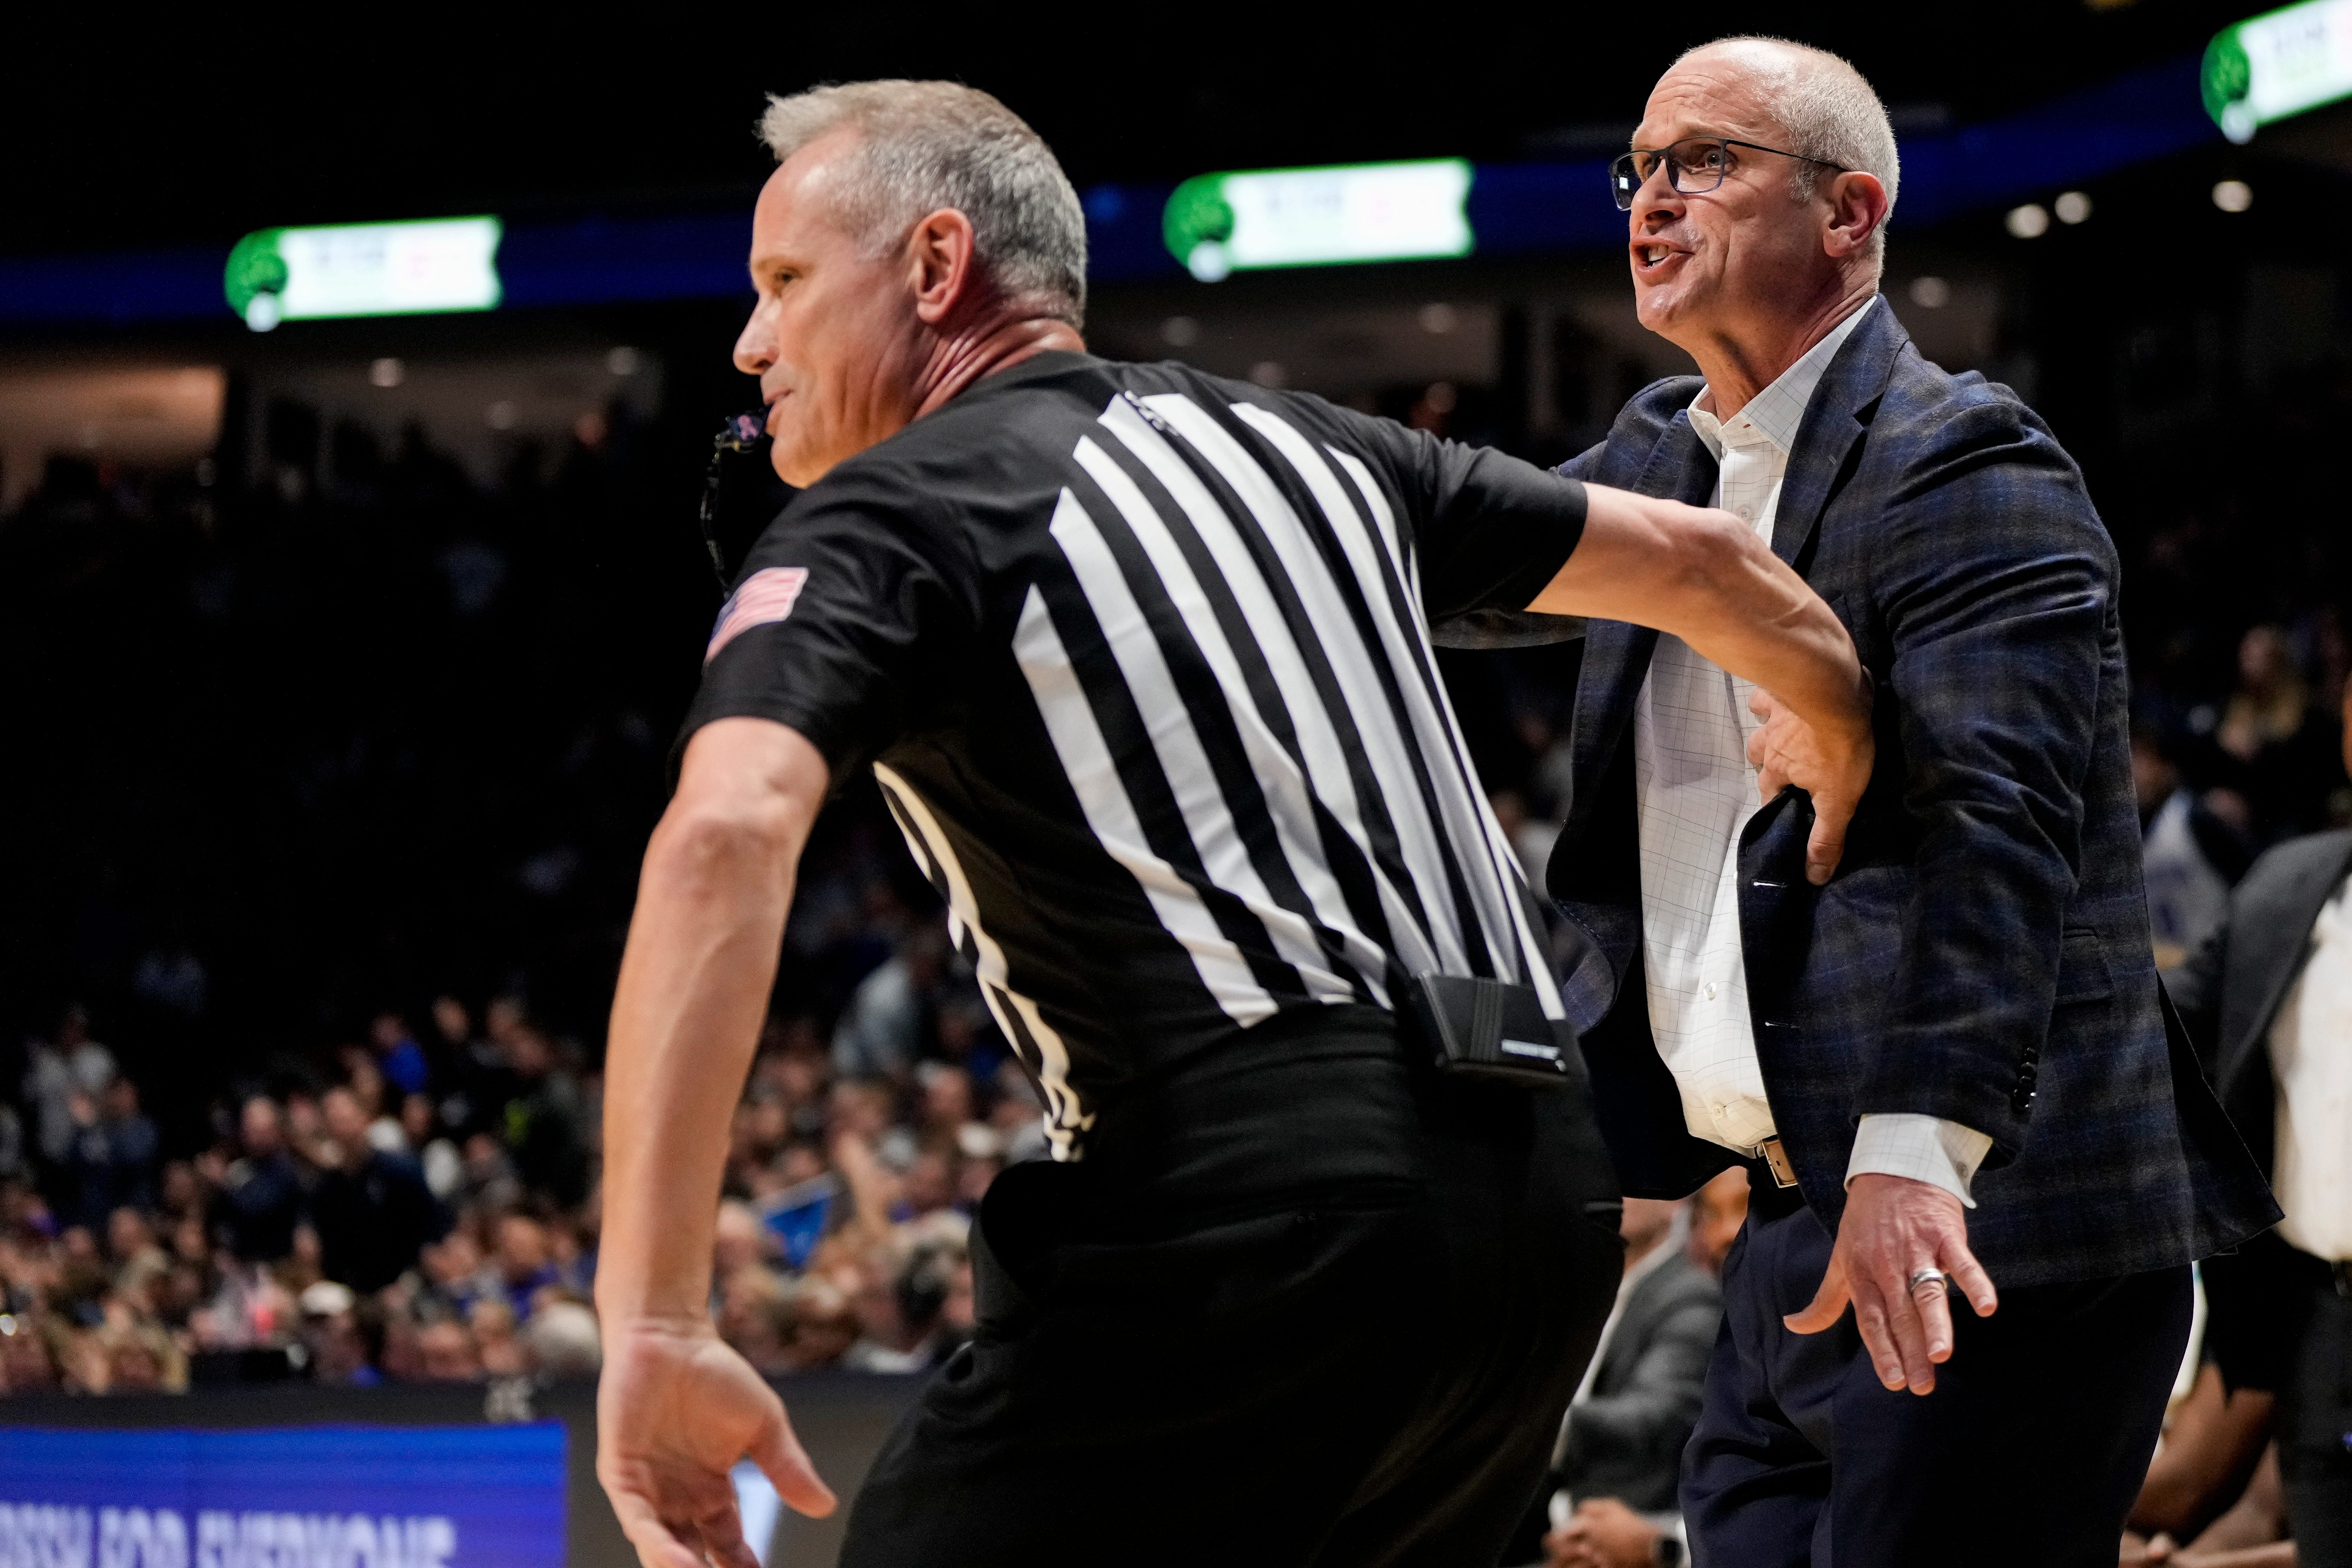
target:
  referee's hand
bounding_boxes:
[598,1316,836,1568]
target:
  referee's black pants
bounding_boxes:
[838,1005,1625,1567]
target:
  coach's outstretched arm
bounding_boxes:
[597,717,838,1568]
[1531,484,1874,884]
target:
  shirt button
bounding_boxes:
[1703,982,1719,1001]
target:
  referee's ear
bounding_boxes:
[907,207,982,326]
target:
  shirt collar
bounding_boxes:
[1688,295,1879,460]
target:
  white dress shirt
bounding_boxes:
[1632,295,1993,1204]
[2267,873,2352,1261]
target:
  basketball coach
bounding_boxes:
[1541,36,2280,1566]
[590,79,1879,1568]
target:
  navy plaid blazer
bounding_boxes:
[1538,300,2274,1288]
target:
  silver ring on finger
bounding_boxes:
[1908,1268,1947,1296]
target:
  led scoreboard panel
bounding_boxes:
[2205,0,2352,140]
[1162,160,1475,282]
[224,217,503,330]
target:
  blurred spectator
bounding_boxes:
[2126,1357,2277,1556]
[434,996,514,1137]
[0,1314,57,1394]
[21,1006,116,1166]
[0,1102,25,1185]
[57,1076,158,1231]
[472,1300,528,1377]
[485,1212,563,1319]
[1515,1196,1722,1568]
[833,928,947,1079]
[781,1276,859,1370]
[498,1024,589,1209]
[841,1234,963,1373]
[718,1263,795,1371]
[2122,1443,2296,1567]
[713,1199,773,1281]
[455,1132,523,1214]
[418,1226,490,1322]
[309,1086,447,1293]
[205,1096,303,1263]
[336,1052,406,1154]
[400,1092,464,1200]
[2214,624,2343,845]
[524,1299,602,1380]
[2137,723,2253,970]
[368,1013,431,1099]
[298,1281,385,1387]
[412,1318,483,1382]
[2171,687,2352,1559]
[916,1062,974,1143]
[956,1125,1004,1211]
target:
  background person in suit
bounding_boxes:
[1538,35,2278,1565]
[1524,1188,1732,1568]
[2171,681,2352,1564]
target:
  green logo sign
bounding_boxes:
[1161,160,1474,282]
[222,217,503,331]
[2204,0,2352,142]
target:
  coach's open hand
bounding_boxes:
[1746,677,1873,886]
[1784,1173,1999,1394]
[598,1316,836,1568]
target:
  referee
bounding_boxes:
[593,81,1873,1568]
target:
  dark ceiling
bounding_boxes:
[4,0,2256,257]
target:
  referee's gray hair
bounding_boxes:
[1676,37,1899,264]
[758,80,1088,327]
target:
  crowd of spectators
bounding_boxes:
[0,385,1047,1395]
[0,955,1038,1394]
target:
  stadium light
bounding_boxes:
[1163,159,1474,282]
[2204,0,2352,142]
[224,217,503,331]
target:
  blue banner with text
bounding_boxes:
[0,1423,567,1568]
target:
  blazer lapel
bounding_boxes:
[1768,298,1908,571]
[2223,834,2352,1093]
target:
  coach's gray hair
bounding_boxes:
[1678,38,1900,264]
[758,80,1088,327]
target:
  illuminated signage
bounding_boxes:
[2204,0,2352,141]
[224,217,504,331]
[1162,159,1474,281]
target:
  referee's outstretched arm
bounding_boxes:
[1533,485,1874,885]
[597,717,839,1568]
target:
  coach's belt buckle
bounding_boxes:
[1760,1138,1799,1189]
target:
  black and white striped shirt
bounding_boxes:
[685,353,1589,1158]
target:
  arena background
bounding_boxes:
[1,4,2342,1563]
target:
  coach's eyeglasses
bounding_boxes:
[1610,137,1848,210]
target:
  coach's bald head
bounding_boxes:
[732,82,1088,486]
[1625,38,1895,413]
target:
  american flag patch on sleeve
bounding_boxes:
[705,566,810,664]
